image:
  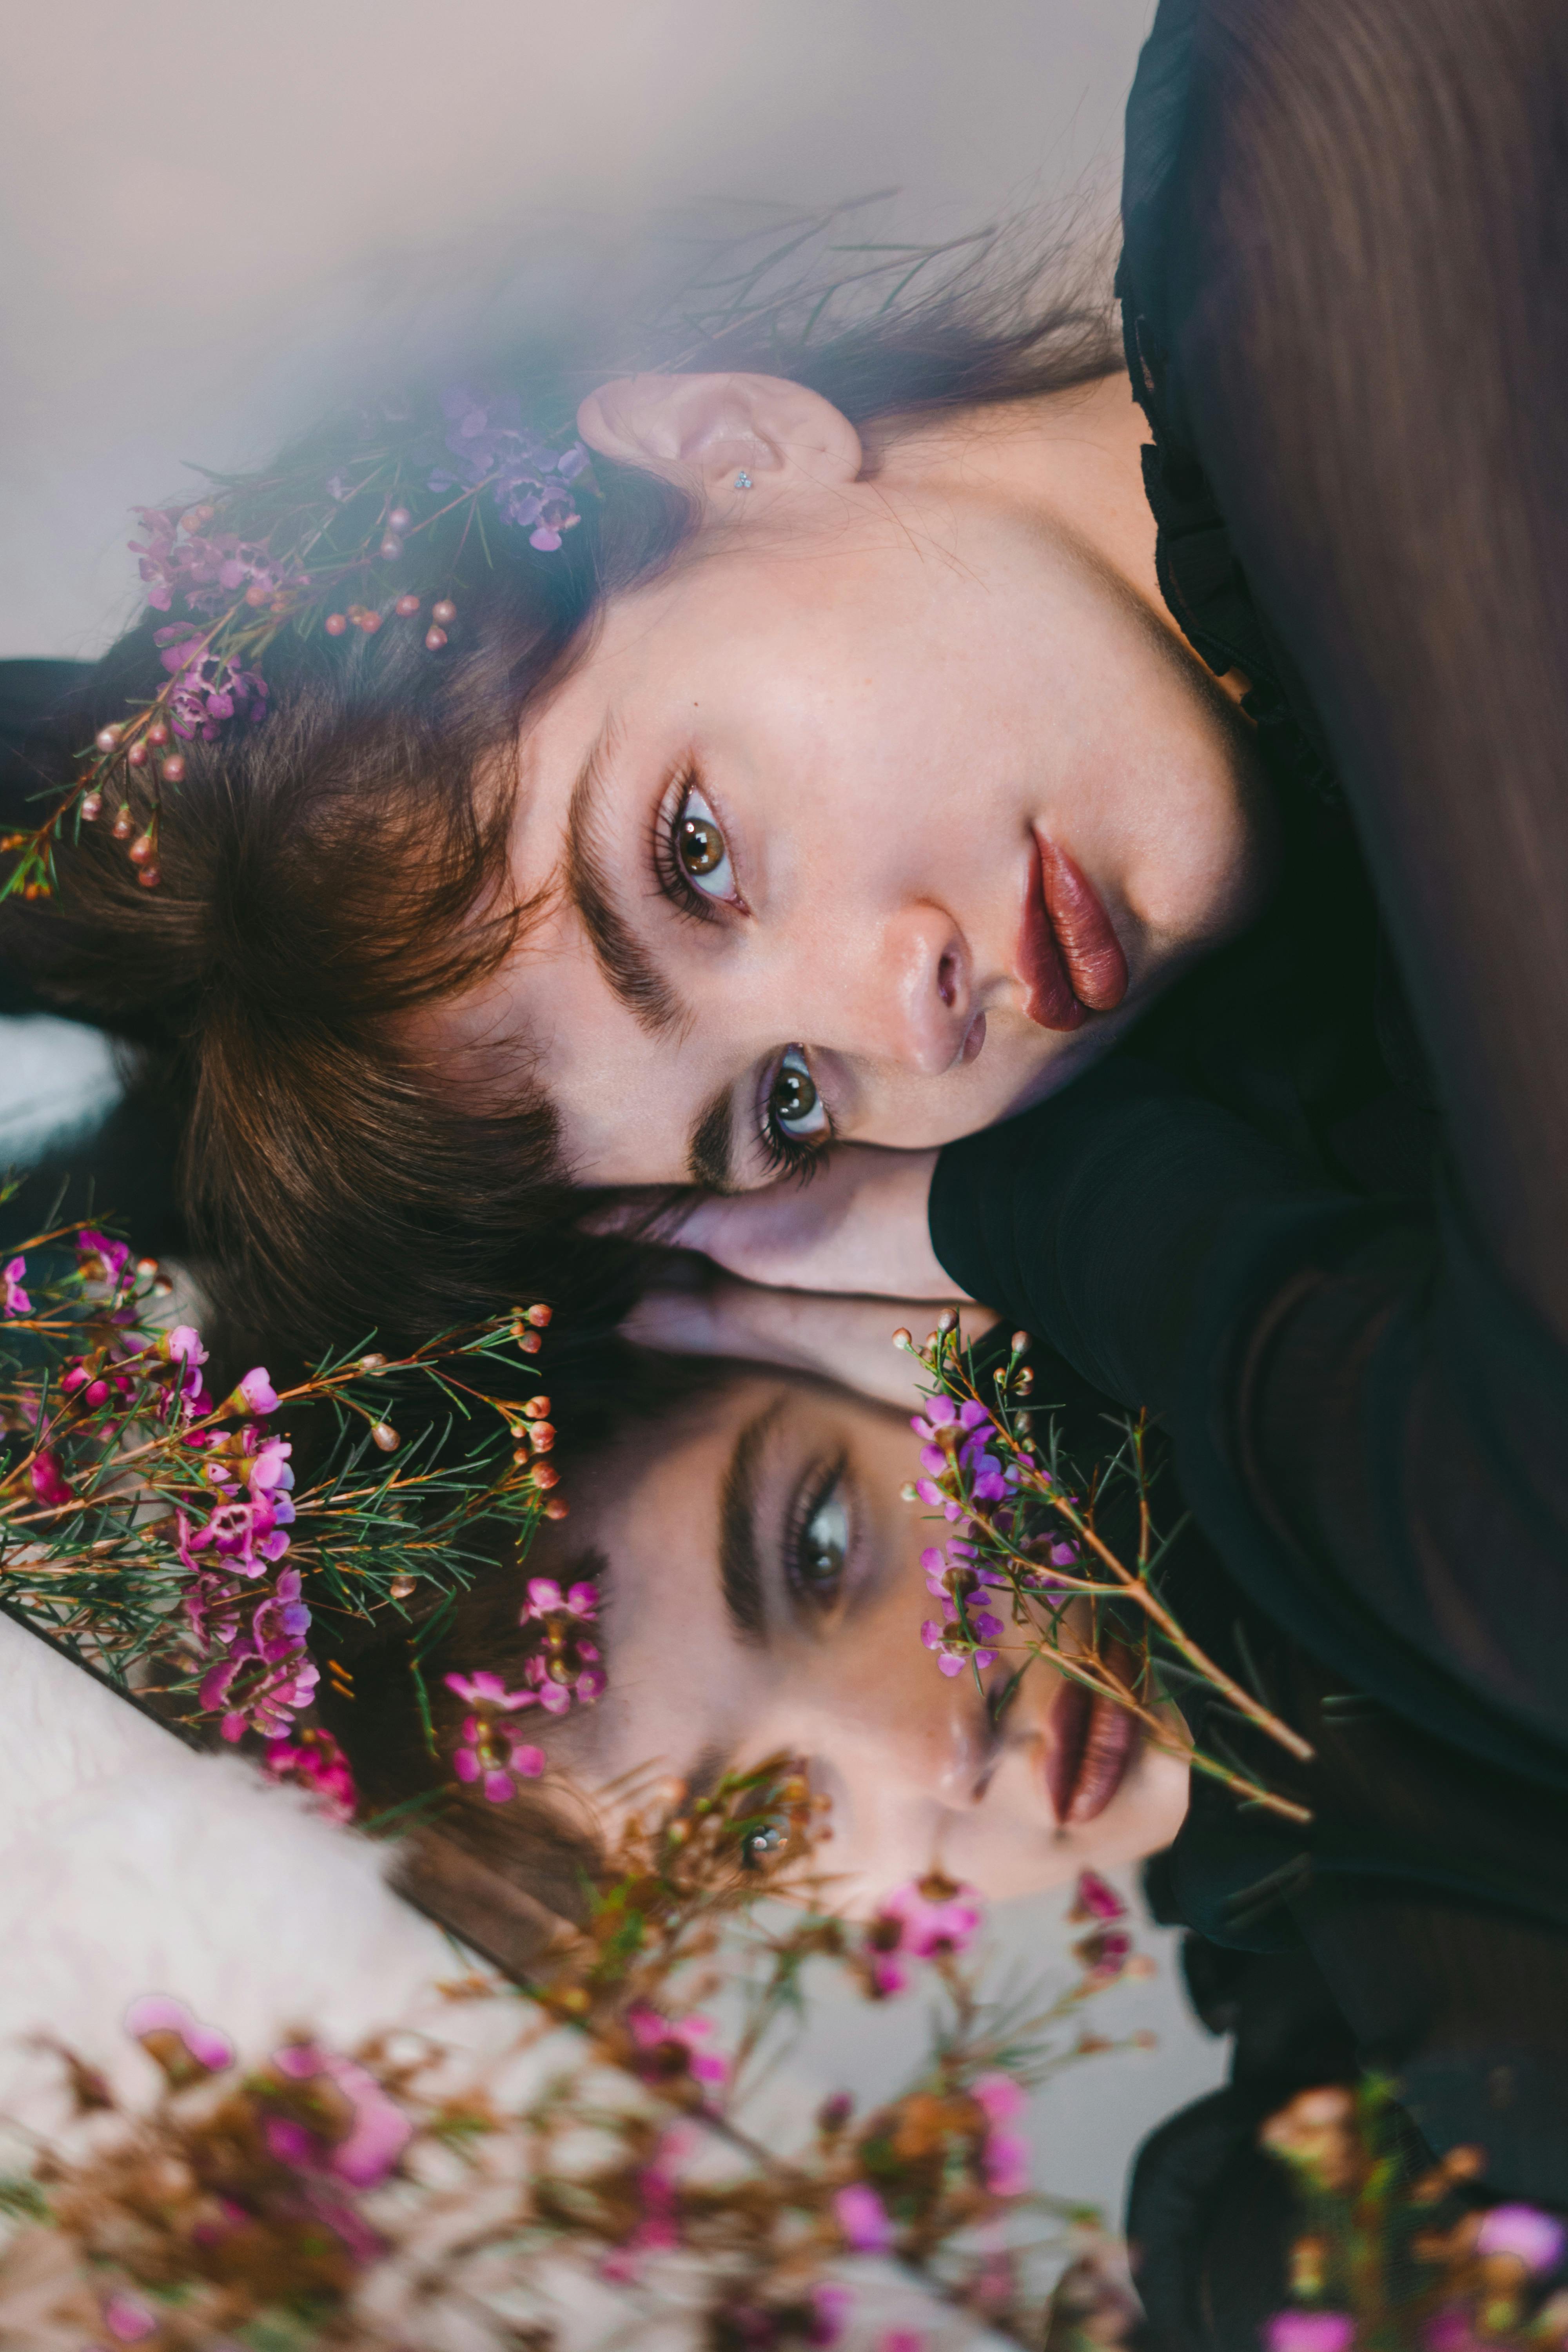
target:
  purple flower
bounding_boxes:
[834,2181,893,2252]
[879,1873,982,1960]
[1,1257,29,1316]
[418,387,588,552]
[1474,2201,1567,2272]
[29,1449,72,1507]
[1262,2319,1355,2352]
[263,1728,357,1822]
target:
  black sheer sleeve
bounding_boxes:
[931,0,1568,1768]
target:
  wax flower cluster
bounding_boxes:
[0,1210,560,1766]
[445,1575,606,1803]
[897,1314,1318,1828]
[1,383,593,904]
[0,1757,1151,2350]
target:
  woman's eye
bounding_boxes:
[794,1474,849,1608]
[673,786,735,899]
[770,1047,829,1139]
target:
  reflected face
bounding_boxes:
[437,384,1275,1192]
[530,1371,1190,1906]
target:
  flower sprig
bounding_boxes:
[896,1314,1314,1828]
[0,1767,1151,2350]
[1,385,592,904]
[0,1200,561,1753]
[1261,2077,1568,2349]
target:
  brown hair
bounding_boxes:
[2,225,1118,1382]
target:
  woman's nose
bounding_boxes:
[838,900,974,1077]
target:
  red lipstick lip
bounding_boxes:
[1044,1661,1142,1829]
[1014,835,1129,1032]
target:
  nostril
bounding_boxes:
[936,950,958,1011]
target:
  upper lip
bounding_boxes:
[1013,834,1130,1031]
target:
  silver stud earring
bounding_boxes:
[733,470,753,491]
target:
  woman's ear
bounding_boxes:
[575,372,862,514]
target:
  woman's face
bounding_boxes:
[530,1369,1190,1905]
[443,372,1275,1192]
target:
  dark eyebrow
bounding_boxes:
[719,1397,783,1648]
[564,721,688,1040]
[688,1082,735,1191]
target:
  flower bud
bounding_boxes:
[529,1462,559,1489]
[522,1394,552,1418]
[111,807,134,840]
[129,832,155,866]
[387,505,413,534]
[379,535,403,563]
[424,626,448,651]
[160,754,186,784]
[79,791,102,822]
[543,1496,570,1521]
[529,1423,556,1452]
[371,1422,399,1452]
[394,593,420,617]
[136,865,162,890]
[358,1352,388,1373]
[359,610,383,633]
[526,1303,553,1327]
[94,726,122,753]
[1011,1331,1030,1355]
[325,613,348,636]
[891,1327,912,1350]
[126,741,148,768]
[432,598,457,626]
[244,582,268,606]
[937,1308,959,1335]
[147,720,170,747]
[517,1329,541,1354]
[389,1575,416,1599]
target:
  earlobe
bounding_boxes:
[576,372,862,507]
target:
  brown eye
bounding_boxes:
[671,786,734,898]
[679,814,724,875]
[769,1047,828,1138]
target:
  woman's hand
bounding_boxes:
[660,1142,960,1299]
[621,1263,995,1411]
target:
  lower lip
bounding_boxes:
[1044,1664,1142,1828]
[1014,835,1130,1032]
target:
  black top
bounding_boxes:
[931,0,1568,2212]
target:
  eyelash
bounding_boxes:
[650,766,726,928]
[651,770,836,1182]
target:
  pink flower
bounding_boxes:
[230,1366,279,1416]
[444,1670,535,1710]
[626,2005,728,2087]
[975,2074,1033,2195]
[879,1874,982,1960]
[28,1449,72,1507]
[920,1619,995,1677]
[180,1494,290,1576]
[834,2181,894,2252]
[270,2042,412,2189]
[126,1994,234,2076]
[245,1435,293,1496]
[1,1256,29,1316]
[76,1230,131,1289]
[100,2289,158,2341]
[452,1713,546,1802]
[1073,1924,1134,1985]
[1474,2201,1566,2272]
[1071,1869,1128,1924]
[165,1324,208,1367]
[523,1575,598,1623]
[1263,2319,1355,2352]
[263,1730,357,1822]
